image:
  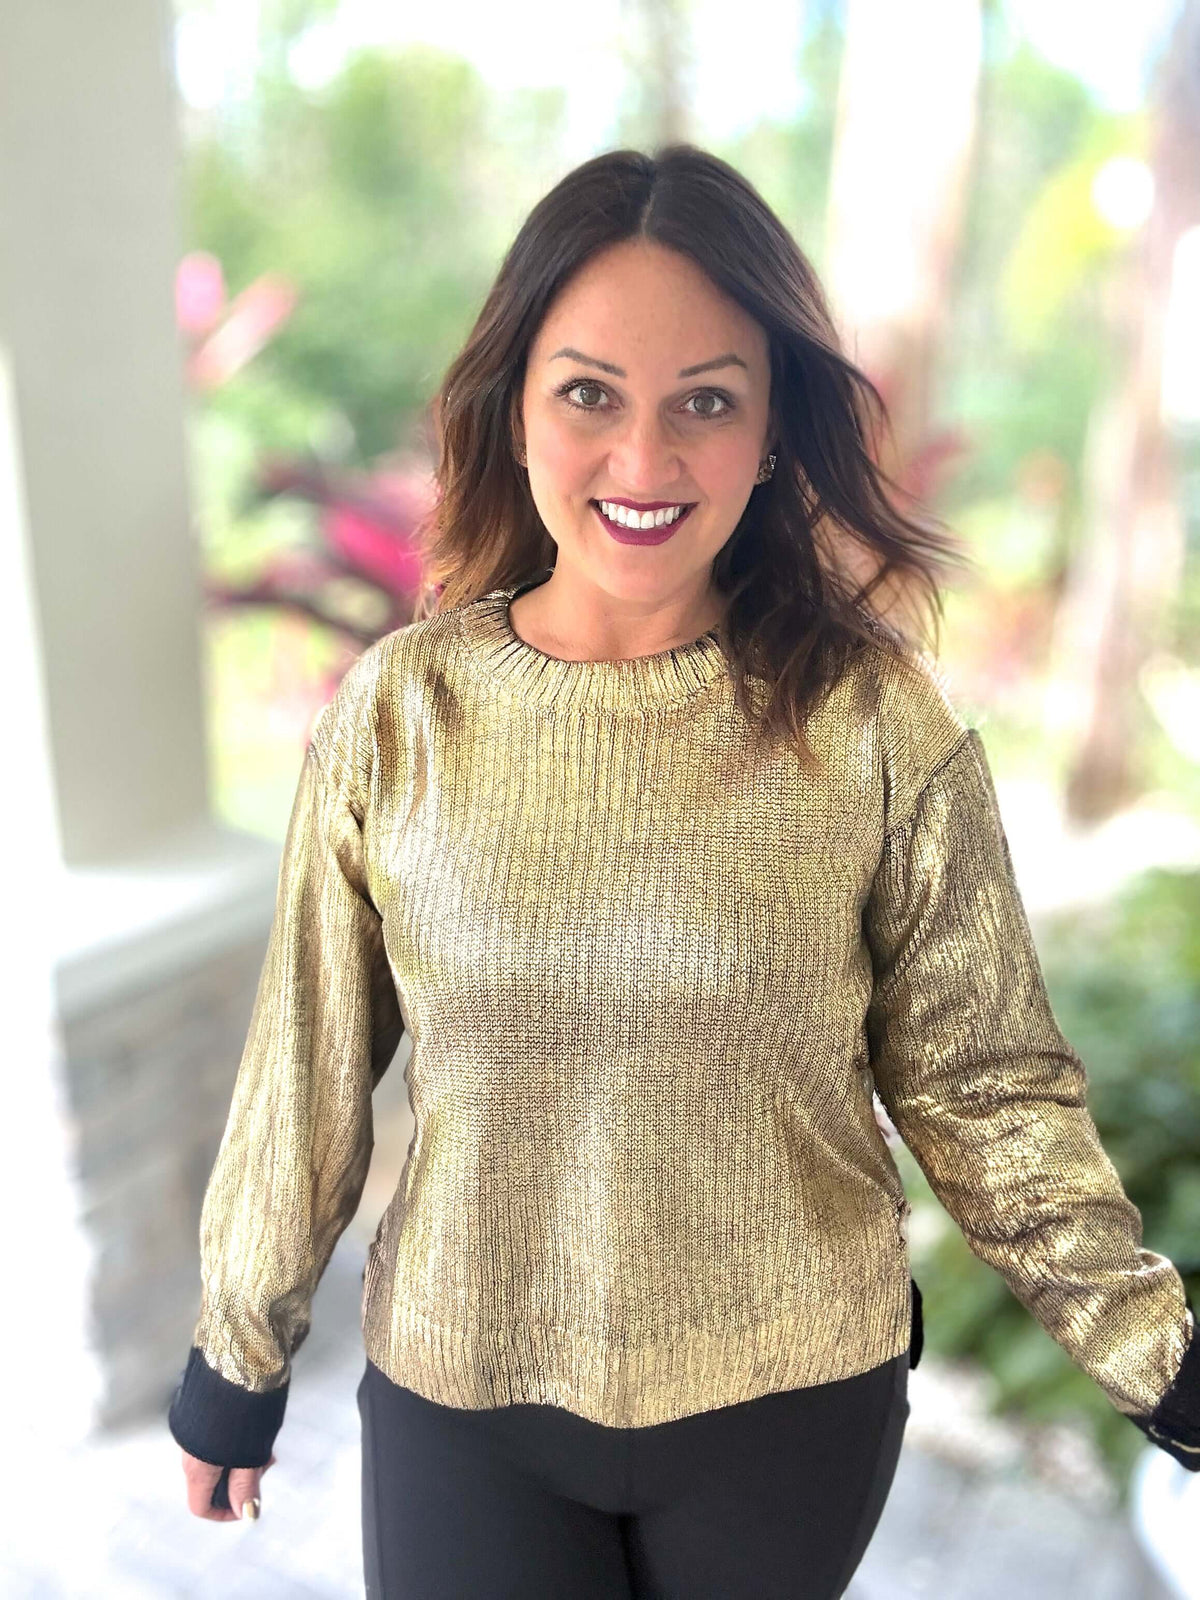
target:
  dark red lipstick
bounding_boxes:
[591,499,697,546]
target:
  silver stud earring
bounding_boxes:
[756,453,776,484]
[516,444,527,468]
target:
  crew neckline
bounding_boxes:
[457,571,730,713]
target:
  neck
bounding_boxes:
[510,571,726,664]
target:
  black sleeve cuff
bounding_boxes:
[1128,1292,1200,1472]
[909,1276,923,1370]
[167,1344,289,1469]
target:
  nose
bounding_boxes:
[606,415,684,495]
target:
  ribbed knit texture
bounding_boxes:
[168,572,1197,1469]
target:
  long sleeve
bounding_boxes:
[168,694,405,1468]
[863,725,1200,1468]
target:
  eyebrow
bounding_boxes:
[548,347,749,379]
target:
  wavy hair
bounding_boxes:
[412,142,975,767]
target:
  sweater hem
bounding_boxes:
[361,1279,915,1429]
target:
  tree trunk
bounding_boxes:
[822,0,983,630]
[1046,2,1200,823]
[616,0,695,149]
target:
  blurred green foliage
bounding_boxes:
[185,36,570,463]
[902,864,1200,1499]
[940,41,1142,586]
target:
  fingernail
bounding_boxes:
[243,1498,260,1520]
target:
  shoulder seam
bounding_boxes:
[307,626,404,813]
[882,725,976,842]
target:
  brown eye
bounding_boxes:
[559,380,610,411]
[554,379,735,419]
[685,392,733,419]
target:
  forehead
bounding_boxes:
[530,240,767,372]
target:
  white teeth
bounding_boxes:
[598,501,688,529]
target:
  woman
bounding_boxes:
[169,144,1200,1597]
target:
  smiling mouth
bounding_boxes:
[590,500,698,533]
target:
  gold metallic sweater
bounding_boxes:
[169,576,1200,1471]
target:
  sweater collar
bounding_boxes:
[457,572,730,714]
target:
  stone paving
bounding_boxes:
[3,1232,1178,1599]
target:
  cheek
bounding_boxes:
[703,431,761,491]
[534,415,593,486]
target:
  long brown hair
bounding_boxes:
[412,142,975,767]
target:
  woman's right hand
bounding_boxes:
[180,1448,277,1521]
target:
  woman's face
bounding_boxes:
[519,238,774,608]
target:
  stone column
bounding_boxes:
[0,0,281,1444]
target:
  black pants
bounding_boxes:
[357,1345,910,1599]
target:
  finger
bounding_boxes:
[182,1461,238,1522]
[229,1466,265,1519]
